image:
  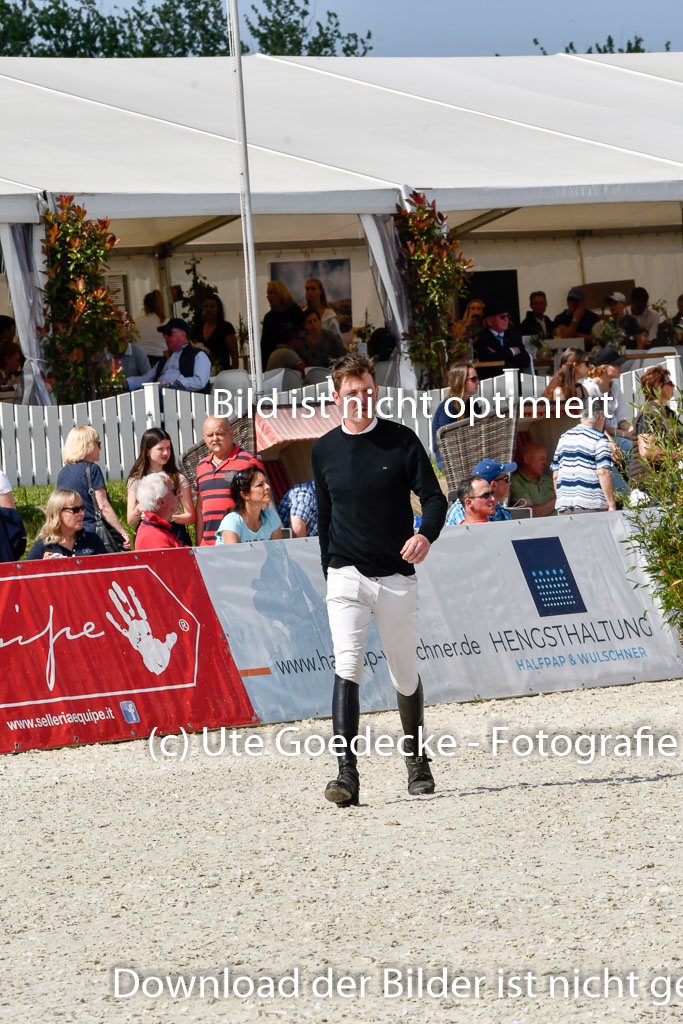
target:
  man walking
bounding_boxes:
[311,354,447,807]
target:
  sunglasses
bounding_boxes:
[467,375,479,382]
[62,505,86,514]
[494,475,510,483]
[472,490,495,500]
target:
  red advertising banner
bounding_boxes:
[0,549,257,753]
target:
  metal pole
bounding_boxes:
[225,0,263,396]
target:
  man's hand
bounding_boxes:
[401,534,431,564]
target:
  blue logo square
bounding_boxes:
[512,537,587,617]
[120,700,140,724]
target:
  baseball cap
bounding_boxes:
[472,458,517,482]
[157,317,190,335]
[567,287,584,301]
[606,291,626,304]
[592,346,627,367]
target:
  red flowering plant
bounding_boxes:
[395,191,473,388]
[40,195,135,403]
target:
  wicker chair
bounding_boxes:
[180,415,255,490]
[437,409,517,503]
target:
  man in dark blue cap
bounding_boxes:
[474,303,530,379]
[127,318,212,393]
[446,457,516,525]
[553,287,599,346]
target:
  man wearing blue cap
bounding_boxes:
[553,287,599,346]
[446,458,516,525]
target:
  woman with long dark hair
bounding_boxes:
[126,428,195,541]
[137,290,166,364]
[431,362,480,469]
[200,294,238,371]
[542,347,590,401]
[216,466,282,544]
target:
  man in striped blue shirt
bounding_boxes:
[551,396,616,514]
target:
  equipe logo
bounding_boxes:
[511,537,587,617]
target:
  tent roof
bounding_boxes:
[1,52,683,235]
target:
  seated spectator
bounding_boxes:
[474,302,530,379]
[199,294,238,371]
[304,278,342,339]
[629,365,683,491]
[57,426,131,549]
[509,442,557,516]
[593,292,646,350]
[25,489,107,560]
[300,309,345,367]
[266,327,307,374]
[117,340,151,380]
[630,287,659,343]
[551,396,615,514]
[446,458,515,525]
[216,466,282,544]
[126,427,195,544]
[453,476,497,525]
[127,318,211,394]
[582,347,634,495]
[136,290,166,365]
[451,299,485,353]
[0,315,16,347]
[0,339,22,388]
[195,416,266,546]
[432,363,480,469]
[0,467,26,562]
[673,294,683,332]
[261,281,305,368]
[553,287,599,347]
[367,327,396,362]
[542,347,591,402]
[277,481,318,537]
[520,291,554,339]
[134,473,187,551]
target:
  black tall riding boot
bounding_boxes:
[325,675,360,807]
[396,678,435,795]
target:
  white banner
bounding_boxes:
[195,514,683,725]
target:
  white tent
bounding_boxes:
[1,52,683,398]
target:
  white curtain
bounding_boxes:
[360,213,417,389]
[0,222,53,405]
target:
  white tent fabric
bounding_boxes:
[1,52,683,227]
[0,223,52,404]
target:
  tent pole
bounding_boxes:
[225,0,263,398]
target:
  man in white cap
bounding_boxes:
[592,292,645,350]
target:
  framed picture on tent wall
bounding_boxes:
[270,259,352,335]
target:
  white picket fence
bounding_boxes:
[2,358,681,488]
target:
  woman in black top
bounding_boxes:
[199,295,238,372]
[260,281,305,367]
[25,490,107,560]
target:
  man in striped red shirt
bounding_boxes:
[195,416,265,545]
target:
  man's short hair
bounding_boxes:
[631,286,649,304]
[581,394,605,425]
[330,352,376,392]
[136,472,172,512]
[456,475,486,506]
[529,290,546,304]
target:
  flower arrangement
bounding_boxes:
[394,191,473,388]
[40,195,134,402]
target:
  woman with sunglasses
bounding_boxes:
[542,347,590,402]
[629,365,683,492]
[216,466,282,545]
[25,490,107,560]
[432,362,480,470]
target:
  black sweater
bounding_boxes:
[311,418,447,578]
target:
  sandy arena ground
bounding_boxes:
[2,677,682,1024]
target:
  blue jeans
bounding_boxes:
[611,435,633,495]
